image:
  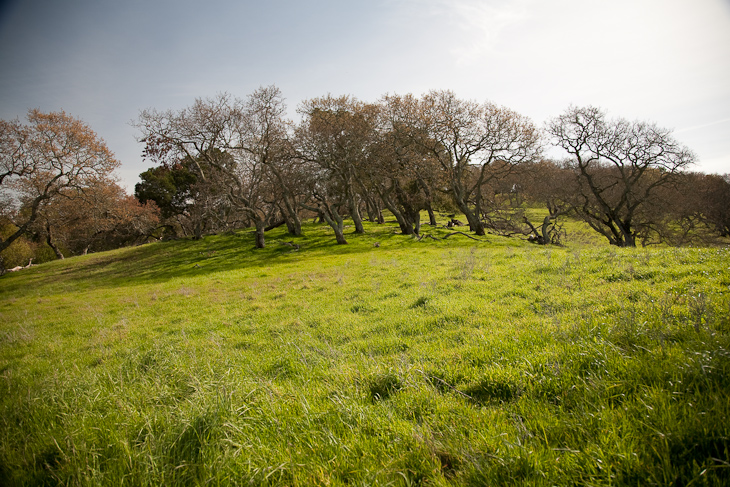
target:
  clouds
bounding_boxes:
[0,0,728,190]
[400,0,730,173]
[424,0,532,65]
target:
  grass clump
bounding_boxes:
[366,371,403,402]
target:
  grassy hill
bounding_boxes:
[1,219,729,486]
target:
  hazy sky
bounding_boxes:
[1,0,729,191]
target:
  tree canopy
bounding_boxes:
[1,89,724,269]
[0,110,121,270]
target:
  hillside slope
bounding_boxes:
[1,221,729,485]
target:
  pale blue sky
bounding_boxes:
[1,0,729,191]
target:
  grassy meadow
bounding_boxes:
[1,217,729,486]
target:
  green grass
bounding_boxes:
[1,218,729,485]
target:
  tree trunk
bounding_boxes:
[47,235,64,260]
[621,234,636,247]
[365,196,379,223]
[318,209,348,244]
[622,223,636,247]
[540,216,552,244]
[282,199,302,236]
[615,219,636,247]
[383,199,414,235]
[364,194,384,224]
[426,203,437,226]
[333,225,348,244]
[287,215,302,236]
[285,219,297,235]
[45,222,64,259]
[349,195,365,234]
[458,201,485,235]
[451,185,485,235]
[254,220,266,248]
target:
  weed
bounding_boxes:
[455,247,478,280]
[688,292,709,333]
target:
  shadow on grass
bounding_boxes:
[1,221,466,296]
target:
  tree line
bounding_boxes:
[1,88,728,271]
[133,86,728,248]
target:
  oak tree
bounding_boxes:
[34,179,159,257]
[415,90,542,236]
[136,88,293,248]
[548,106,695,247]
[296,95,376,237]
[0,110,120,270]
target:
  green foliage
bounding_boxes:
[0,222,59,269]
[1,219,729,485]
[0,223,33,269]
[135,163,198,219]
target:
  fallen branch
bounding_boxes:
[281,241,300,251]
[6,259,34,273]
[265,220,287,232]
[417,231,488,242]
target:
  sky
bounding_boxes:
[1,0,729,192]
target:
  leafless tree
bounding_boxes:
[295,95,377,241]
[135,87,294,248]
[240,86,305,236]
[519,159,574,245]
[415,90,542,236]
[547,106,695,247]
[362,94,443,235]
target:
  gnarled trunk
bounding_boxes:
[319,210,348,244]
[426,203,437,226]
[46,222,64,260]
[254,220,266,248]
[348,192,364,234]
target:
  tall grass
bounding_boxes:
[1,220,728,485]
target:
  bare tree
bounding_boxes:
[299,173,350,245]
[296,95,376,236]
[547,106,696,247]
[0,110,120,270]
[365,94,442,235]
[415,90,542,236]
[240,86,304,236]
[135,88,294,248]
[136,94,250,239]
[520,159,574,245]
